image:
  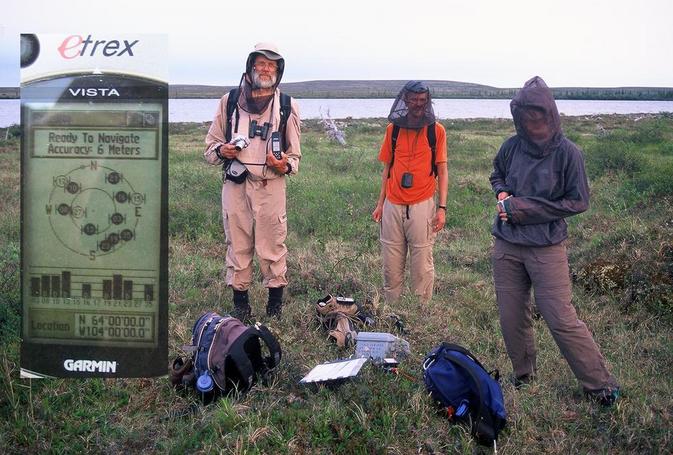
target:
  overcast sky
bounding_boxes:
[2,0,672,88]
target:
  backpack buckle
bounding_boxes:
[455,400,469,418]
[422,357,436,371]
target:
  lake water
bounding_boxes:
[2,98,673,127]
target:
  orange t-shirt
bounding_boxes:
[378,123,447,205]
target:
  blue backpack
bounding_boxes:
[423,343,507,446]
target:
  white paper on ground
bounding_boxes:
[300,358,368,384]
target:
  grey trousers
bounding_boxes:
[492,238,619,391]
[380,198,436,304]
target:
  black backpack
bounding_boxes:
[170,312,281,403]
[387,122,437,178]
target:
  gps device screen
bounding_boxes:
[21,73,168,377]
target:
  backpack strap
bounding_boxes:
[225,325,282,392]
[387,125,401,178]
[222,89,241,182]
[440,342,488,372]
[279,92,292,152]
[227,90,290,150]
[226,332,257,393]
[388,123,437,178]
[194,315,216,354]
[226,89,290,144]
[442,349,499,444]
[225,88,241,142]
[191,312,212,346]
[427,122,437,176]
[254,323,283,370]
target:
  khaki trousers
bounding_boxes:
[492,238,619,391]
[221,177,288,291]
[380,197,436,304]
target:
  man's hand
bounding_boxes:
[266,151,289,174]
[372,202,383,223]
[497,192,511,222]
[432,208,446,232]
[497,205,509,222]
[219,143,239,160]
[497,191,510,201]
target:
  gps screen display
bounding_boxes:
[20,63,168,377]
[23,102,162,349]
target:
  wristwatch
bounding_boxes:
[285,162,293,175]
[437,205,446,211]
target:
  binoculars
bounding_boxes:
[249,120,271,140]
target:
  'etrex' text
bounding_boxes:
[58,35,139,59]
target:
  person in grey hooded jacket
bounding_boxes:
[490,76,620,405]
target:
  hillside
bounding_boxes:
[3,81,672,100]
[171,80,673,100]
[169,80,498,99]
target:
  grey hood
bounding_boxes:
[510,76,563,157]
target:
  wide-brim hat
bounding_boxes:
[252,42,283,60]
[245,42,285,85]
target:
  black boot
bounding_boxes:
[266,287,284,317]
[232,289,251,321]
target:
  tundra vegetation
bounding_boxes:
[1,114,672,453]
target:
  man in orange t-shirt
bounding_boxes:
[372,81,448,304]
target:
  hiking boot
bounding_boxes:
[324,312,357,348]
[511,373,535,390]
[585,387,620,406]
[232,289,251,321]
[266,287,283,317]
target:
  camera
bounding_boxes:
[231,135,249,151]
[401,172,413,189]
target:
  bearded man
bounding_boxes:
[204,43,301,319]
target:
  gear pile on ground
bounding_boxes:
[315,295,361,348]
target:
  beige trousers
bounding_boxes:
[380,197,437,304]
[492,238,619,391]
[221,177,288,291]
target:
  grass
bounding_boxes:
[1,114,673,453]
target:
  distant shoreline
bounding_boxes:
[1,113,670,131]
[2,80,673,101]
[167,112,671,124]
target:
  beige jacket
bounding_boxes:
[204,89,301,179]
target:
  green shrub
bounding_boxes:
[659,142,673,155]
[630,119,667,144]
[585,137,642,179]
[0,243,20,343]
[0,124,21,141]
[631,160,673,196]
[565,131,581,144]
